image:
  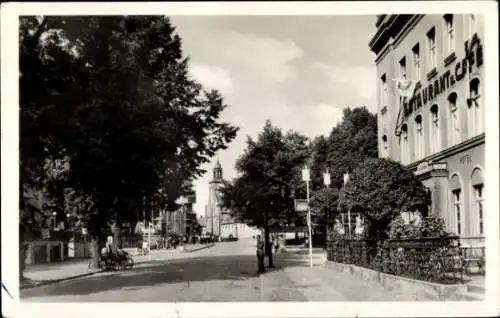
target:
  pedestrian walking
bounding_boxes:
[273,235,280,254]
[256,234,265,274]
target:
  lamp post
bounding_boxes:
[52,212,57,230]
[343,172,351,238]
[323,169,331,238]
[301,165,313,268]
[66,213,71,231]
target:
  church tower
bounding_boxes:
[213,160,223,181]
[207,160,224,236]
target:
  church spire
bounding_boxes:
[213,160,223,180]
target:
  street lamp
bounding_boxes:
[323,169,331,187]
[343,172,352,238]
[52,211,57,229]
[301,165,313,268]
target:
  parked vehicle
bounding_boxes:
[88,250,134,271]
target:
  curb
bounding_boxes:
[184,243,215,253]
[21,245,216,291]
[20,270,102,291]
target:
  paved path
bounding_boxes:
[21,239,408,302]
[22,243,214,285]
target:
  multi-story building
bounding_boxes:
[158,193,196,238]
[370,14,485,249]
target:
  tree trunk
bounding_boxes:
[264,209,273,268]
[89,234,100,268]
[19,224,26,281]
[113,211,121,248]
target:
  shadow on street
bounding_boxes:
[21,251,316,299]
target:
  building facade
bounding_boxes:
[205,161,260,239]
[206,161,224,236]
[158,193,196,237]
[220,217,260,240]
[370,14,485,249]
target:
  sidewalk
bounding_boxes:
[21,243,215,289]
[22,259,98,289]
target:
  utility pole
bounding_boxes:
[306,175,313,268]
[302,165,313,268]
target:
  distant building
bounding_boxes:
[160,194,196,237]
[206,160,224,236]
[370,14,485,249]
[205,160,259,239]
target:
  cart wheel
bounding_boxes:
[125,257,134,270]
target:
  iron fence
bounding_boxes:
[459,236,485,275]
[327,236,466,284]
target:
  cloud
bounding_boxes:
[170,16,377,216]
[189,63,234,96]
[172,22,304,86]
[310,62,377,104]
[222,31,303,84]
[268,102,344,138]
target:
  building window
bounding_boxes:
[452,189,462,235]
[426,27,437,70]
[414,115,424,159]
[468,14,477,39]
[400,124,409,164]
[444,14,455,54]
[412,43,421,81]
[471,168,484,235]
[399,57,407,79]
[448,92,460,145]
[430,104,441,153]
[380,74,388,108]
[382,134,388,158]
[473,183,484,235]
[468,78,483,136]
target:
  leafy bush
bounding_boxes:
[420,216,448,237]
[339,158,431,240]
[388,215,449,239]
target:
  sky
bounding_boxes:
[169,15,379,217]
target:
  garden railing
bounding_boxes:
[326,236,465,284]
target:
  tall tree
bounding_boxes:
[324,107,378,189]
[308,107,378,235]
[19,16,238,268]
[220,120,310,267]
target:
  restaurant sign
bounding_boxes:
[404,33,483,117]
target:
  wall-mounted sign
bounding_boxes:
[404,33,483,117]
[432,163,447,170]
[294,199,308,212]
[417,161,430,172]
[459,154,472,165]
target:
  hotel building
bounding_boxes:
[369,14,485,250]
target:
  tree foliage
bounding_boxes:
[388,215,450,240]
[339,158,431,239]
[310,107,378,190]
[307,107,378,233]
[220,120,310,229]
[309,187,339,233]
[19,16,238,252]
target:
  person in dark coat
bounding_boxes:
[256,234,265,273]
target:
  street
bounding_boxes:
[21,239,408,302]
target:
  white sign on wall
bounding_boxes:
[294,199,308,212]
